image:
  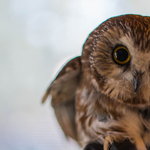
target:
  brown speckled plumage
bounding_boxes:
[42,14,150,150]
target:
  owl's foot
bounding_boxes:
[84,142,103,150]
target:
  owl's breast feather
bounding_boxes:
[98,107,150,149]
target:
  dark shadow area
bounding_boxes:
[84,139,137,150]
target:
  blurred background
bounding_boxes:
[1,0,150,150]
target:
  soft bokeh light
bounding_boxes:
[1,0,150,150]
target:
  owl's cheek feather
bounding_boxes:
[96,74,150,106]
[99,78,136,104]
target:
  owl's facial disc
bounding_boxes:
[92,34,150,106]
[88,15,150,106]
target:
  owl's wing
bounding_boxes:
[42,56,81,141]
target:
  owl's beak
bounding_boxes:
[133,71,142,92]
[133,77,139,92]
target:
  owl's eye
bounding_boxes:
[112,46,130,65]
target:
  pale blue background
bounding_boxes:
[1,0,150,150]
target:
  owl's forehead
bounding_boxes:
[99,15,150,51]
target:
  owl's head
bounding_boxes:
[82,14,150,107]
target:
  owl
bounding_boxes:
[42,14,150,150]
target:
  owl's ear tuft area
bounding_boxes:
[42,56,81,106]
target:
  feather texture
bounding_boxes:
[43,14,150,150]
[42,57,81,141]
